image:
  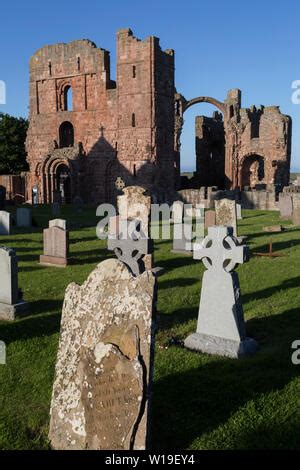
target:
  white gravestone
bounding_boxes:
[0,211,11,235]
[184,226,257,358]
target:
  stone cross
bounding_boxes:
[184,226,257,358]
[115,176,125,191]
[107,219,152,276]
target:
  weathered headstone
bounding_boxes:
[279,194,293,219]
[0,211,11,235]
[184,226,257,358]
[49,258,156,450]
[292,207,300,226]
[204,210,216,230]
[0,246,28,320]
[16,207,32,228]
[236,203,242,220]
[40,220,69,267]
[215,199,237,236]
[49,219,67,230]
[51,202,61,218]
[118,186,153,269]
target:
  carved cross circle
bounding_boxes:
[193,226,246,273]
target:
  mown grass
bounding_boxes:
[0,205,299,449]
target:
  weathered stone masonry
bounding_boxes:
[25,28,291,205]
[26,29,175,204]
[176,89,291,191]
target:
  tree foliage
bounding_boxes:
[0,113,29,174]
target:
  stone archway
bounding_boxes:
[175,94,228,189]
[240,154,265,189]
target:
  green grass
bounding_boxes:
[0,205,299,449]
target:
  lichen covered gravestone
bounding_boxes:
[184,226,257,358]
[0,246,28,320]
[215,199,237,236]
[117,186,153,269]
[49,258,156,450]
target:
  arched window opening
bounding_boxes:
[132,65,136,78]
[63,86,73,111]
[132,113,136,127]
[59,121,74,148]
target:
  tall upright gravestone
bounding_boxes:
[0,246,28,320]
[184,226,257,358]
[16,207,32,228]
[49,255,157,449]
[117,186,153,269]
[215,199,237,236]
[40,219,69,267]
[0,211,11,235]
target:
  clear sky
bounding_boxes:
[0,0,300,171]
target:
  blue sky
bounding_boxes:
[0,0,300,171]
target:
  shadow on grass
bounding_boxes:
[242,277,300,305]
[0,310,61,345]
[158,277,199,290]
[158,256,197,272]
[152,307,300,450]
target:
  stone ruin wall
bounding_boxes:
[25,29,176,205]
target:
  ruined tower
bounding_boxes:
[26,29,176,204]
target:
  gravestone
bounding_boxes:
[0,246,28,320]
[16,207,32,228]
[108,218,152,276]
[204,210,216,230]
[0,211,11,235]
[49,219,67,230]
[279,195,293,219]
[118,186,153,269]
[40,220,69,267]
[215,199,237,236]
[184,226,257,358]
[49,258,156,450]
[172,201,192,253]
[51,202,61,218]
[0,186,6,210]
[292,207,300,226]
[236,203,242,220]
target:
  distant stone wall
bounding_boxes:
[0,174,28,203]
[178,186,279,210]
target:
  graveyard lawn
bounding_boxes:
[0,206,300,450]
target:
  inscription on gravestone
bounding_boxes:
[49,258,156,450]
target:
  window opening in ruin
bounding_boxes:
[64,86,73,111]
